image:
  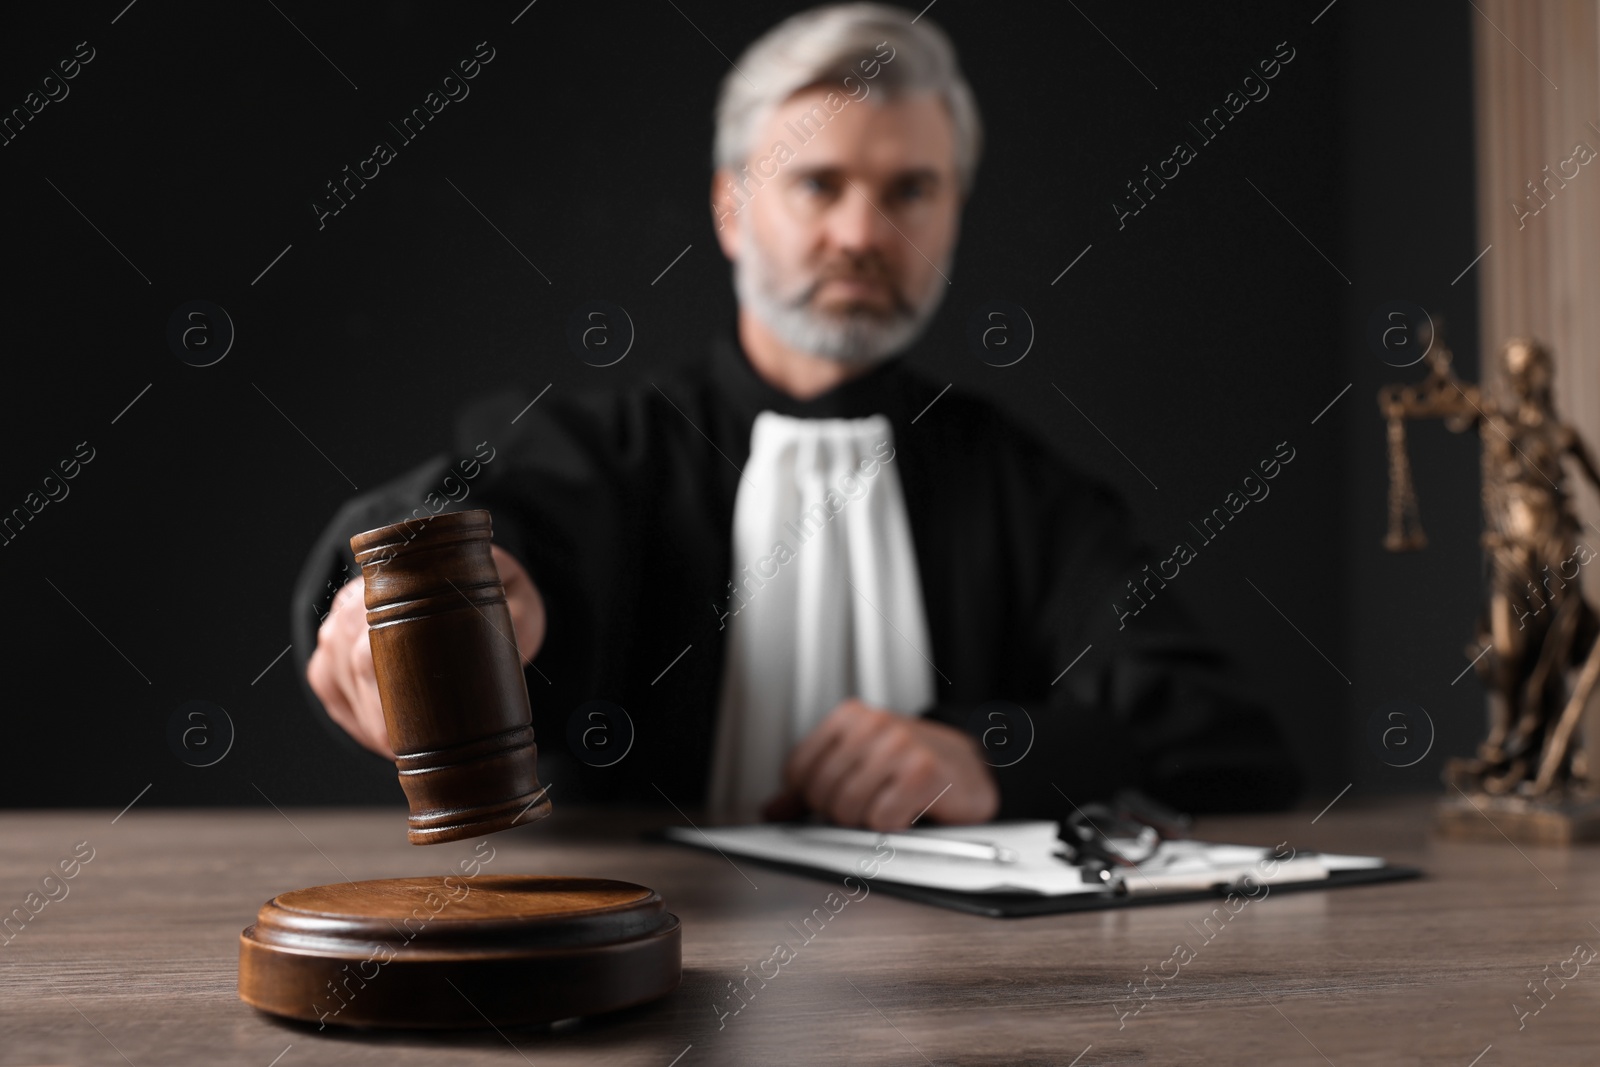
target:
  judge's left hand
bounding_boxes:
[767,698,999,830]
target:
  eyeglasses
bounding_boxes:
[1058,789,1192,870]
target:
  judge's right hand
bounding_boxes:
[306,544,546,759]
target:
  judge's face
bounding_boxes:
[714,87,962,364]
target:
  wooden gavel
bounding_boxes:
[350,508,553,843]
[239,507,680,1030]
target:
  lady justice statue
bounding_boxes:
[1381,322,1600,838]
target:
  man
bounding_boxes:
[297,3,1299,830]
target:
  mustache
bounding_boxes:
[794,258,913,315]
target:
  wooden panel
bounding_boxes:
[1474,1,1600,589]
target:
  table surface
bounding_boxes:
[1,795,1596,1066]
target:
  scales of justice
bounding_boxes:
[1380,318,1600,843]
[236,510,682,1028]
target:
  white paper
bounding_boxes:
[665,821,1106,895]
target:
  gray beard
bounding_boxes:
[733,239,951,366]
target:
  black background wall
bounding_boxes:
[0,1,1479,809]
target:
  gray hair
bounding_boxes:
[712,3,983,196]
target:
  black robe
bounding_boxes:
[291,328,1301,818]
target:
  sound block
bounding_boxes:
[1435,791,1600,846]
[239,875,681,1029]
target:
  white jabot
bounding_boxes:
[708,411,937,823]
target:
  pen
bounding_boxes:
[791,826,1020,864]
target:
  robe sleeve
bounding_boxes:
[919,473,1303,819]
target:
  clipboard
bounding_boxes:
[658,822,1423,918]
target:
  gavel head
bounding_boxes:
[349,509,552,844]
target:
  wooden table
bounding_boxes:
[2,796,1596,1065]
